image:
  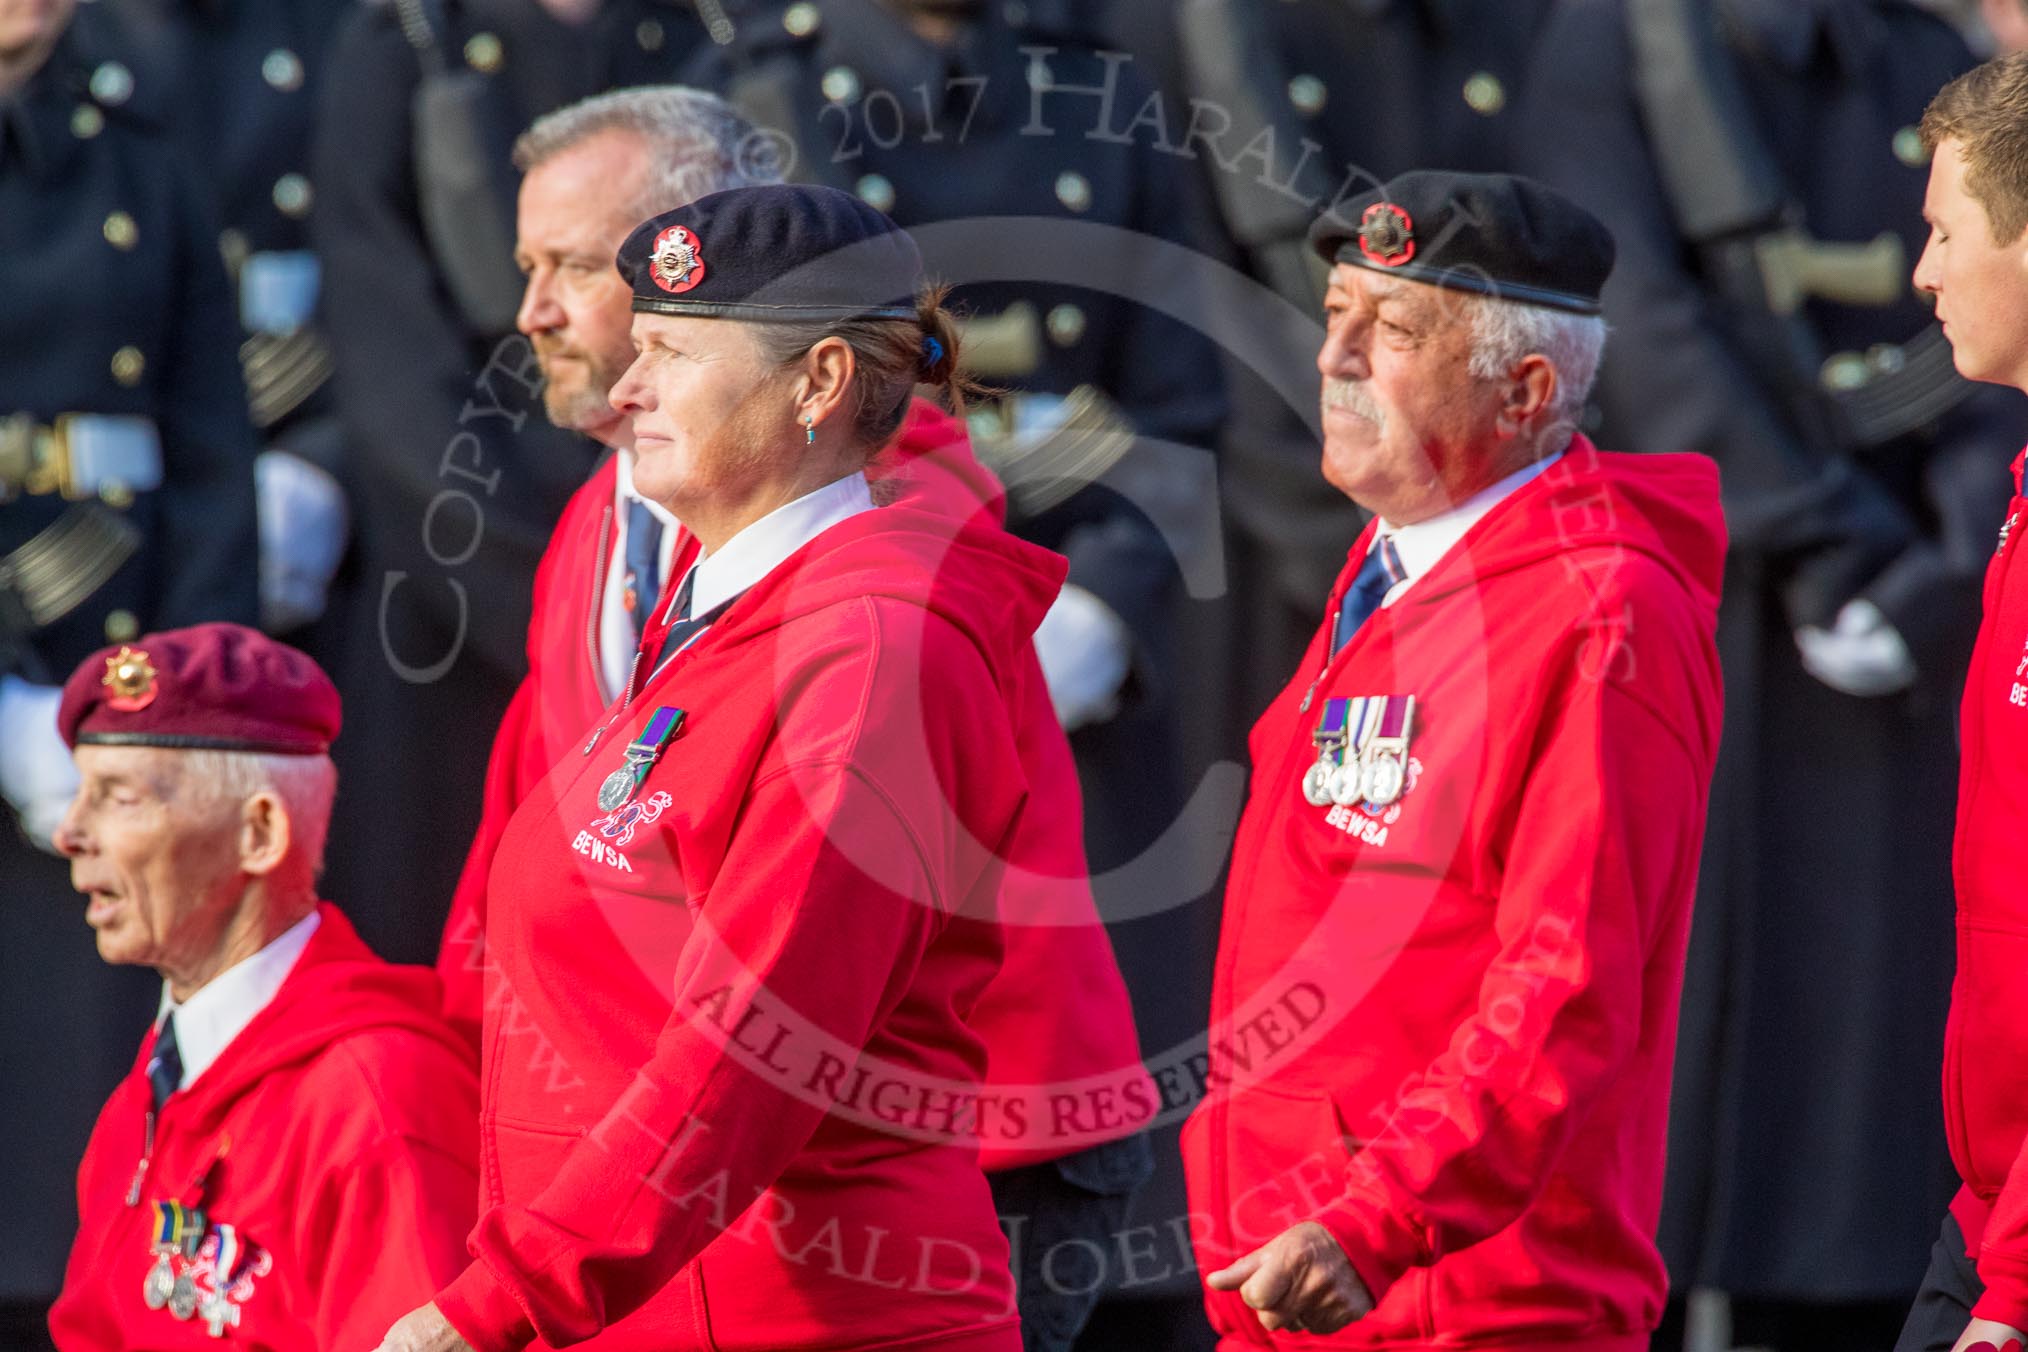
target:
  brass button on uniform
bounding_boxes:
[1821,352,1870,391]
[273,173,313,218]
[636,18,664,51]
[103,211,138,250]
[111,346,146,387]
[1054,171,1092,213]
[783,2,820,37]
[100,479,134,510]
[90,61,134,106]
[464,32,504,73]
[262,48,304,92]
[70,104,104,139]
[1288,74,1326,117]
[104,609,139,643]
[1893,126,1928,168]
[1463,71,1506,117]
[821,65,860,104]
[1046,303,1087,347]
[855,173,896,213]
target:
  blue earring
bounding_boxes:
[804,415,815,445]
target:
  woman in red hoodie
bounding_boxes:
[379,185,1053,1352]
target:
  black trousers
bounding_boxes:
[993,1133,1154,1352]
[1895,1211,1983,1352]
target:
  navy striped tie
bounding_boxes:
[146,1015,181,1111]
[623,499,665,649]
[1331,535,1406,656]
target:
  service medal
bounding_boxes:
[1364,749,1407,806]
[1360,696,1417,807]
[168,1271,200,1320]
[1305,698,1355,807]
[597,766,637,812]
[142,1252,174,1309]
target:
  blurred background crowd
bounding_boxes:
[4,0,2026,1348]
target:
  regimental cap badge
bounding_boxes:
[649,224,706,294]
[100,646,158,712]
[1358,202,1416,267]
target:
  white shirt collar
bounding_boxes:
[686,472,875,620]
[1373,450,1562,605]
[156,909,320,1091]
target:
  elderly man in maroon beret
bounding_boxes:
[44,622,479,1351]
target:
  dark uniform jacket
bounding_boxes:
[0,8,257,1305]
[1521,0,2023,1302]
[105,0,353,472]
[310,0,710,964]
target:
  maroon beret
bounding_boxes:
[58,622,340,755]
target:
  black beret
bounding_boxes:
[1308,171,1616,316]
[618,184,923,324]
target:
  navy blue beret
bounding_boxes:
[1308,171,1616,316]
[618,183,923,323]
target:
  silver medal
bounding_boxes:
[1302,759,1335,807]
[597,766,637,812]
[1364,750,1406,806]
[169,1270,200,1320]
[1327,759,1368,807]
[142,1252,174,1309]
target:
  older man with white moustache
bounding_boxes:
[1184,172,1726,1349]
[45,622,478,1351]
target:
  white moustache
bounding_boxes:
[1322,378,1385,429]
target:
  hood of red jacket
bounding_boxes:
[1386,439,1726,619]
[146,904,467,1137]
[703,491,1067,681]
[875,399,1009,529]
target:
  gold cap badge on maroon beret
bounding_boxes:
[1358,203,1416,267]
[100,646,158,712]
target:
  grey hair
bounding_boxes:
[1461,294,1608,442]
[511,85,785,223]
[179,751,338,880]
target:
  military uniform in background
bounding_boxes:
[689,4,1227,1344]
[1110,0,1554,722]
[104,0,356,648]
[0,4,258,1327]
[1521,3,2024,1346]
[310,0,712,965]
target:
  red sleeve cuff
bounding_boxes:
[436,1259,538,1352]
[1313,1195,1422,1308]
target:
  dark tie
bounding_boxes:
[622,498,665,648]
[648,565,703,671]
[146,1015,182,1111]
[1331,534,1407,656]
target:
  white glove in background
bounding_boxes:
[1033,584,1132,732]
[0,676,78,854]
[1796,598,1918,698]
[256,449,349,634]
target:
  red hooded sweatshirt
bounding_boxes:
[1943,451,2028,1328]
[49,905,479,1351]
[1181,443,1725,1351]
[431,499,1069,1351]
[437,401,1149,1170]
